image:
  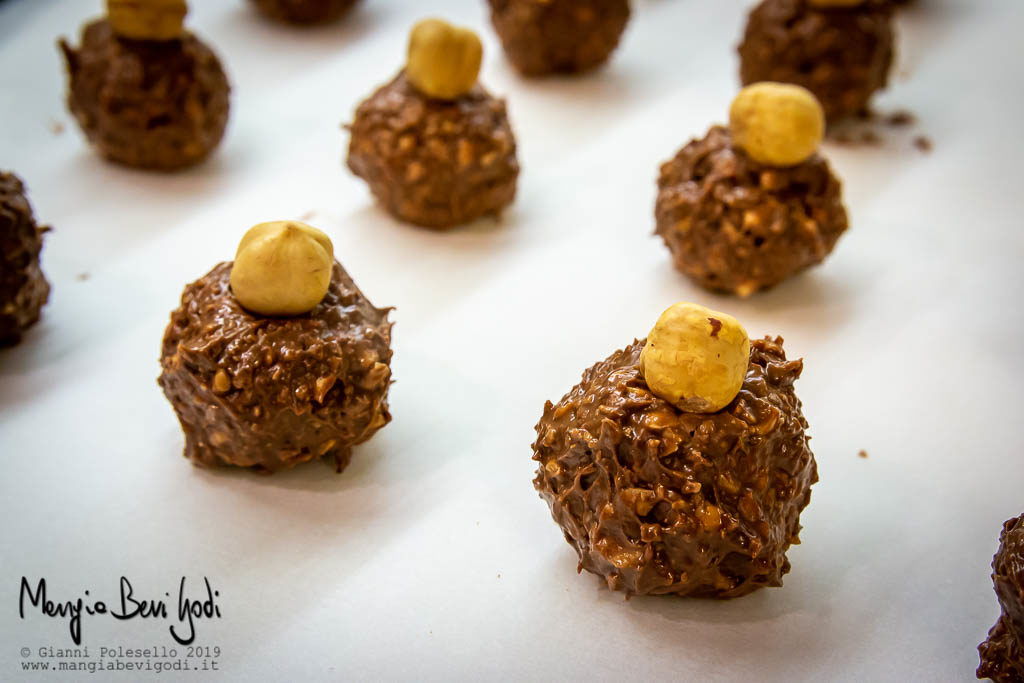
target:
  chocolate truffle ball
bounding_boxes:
[0,173,50,347]
[347,72,519,229]
[738,0,895,122]
[978,515,1024,682]
[158,261,393,473]
[655,125,848,297]
[532,336,817,597]
[487,0,630,76]
[59,19,230,171]
[248,0,359,25]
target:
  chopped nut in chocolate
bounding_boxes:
[532,336,817,597]
[347,72,518,229]
[0,173,50,347]
[738,0,895,122]
[655,126,848,296]
[158,261,393,473]
[59,18,230,171]
[248,0,359,25]
[487,0,630,76]
[978,515,1024,682]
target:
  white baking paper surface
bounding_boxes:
[1,0,1023,680]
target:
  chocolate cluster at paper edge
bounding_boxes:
[0,173,50,346]
[532,335,817,597]
[487,0,630,76]
[978,514,1024,682]
[248,0,360,25]
[59,18,230,171]
[738,0,895,122]
[158,259,393,473]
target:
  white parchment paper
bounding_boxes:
[1,0,1022,680]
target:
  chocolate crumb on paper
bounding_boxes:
[884,110,915,126]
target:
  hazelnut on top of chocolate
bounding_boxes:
[0,172,51,347]
[59,0,230,171]
[655,83,847,297]
[248,0,360,25]
[738,0,895,122]
[532,302,817,597]
[978,514,1024,682]
[107,0,188,41]
[487,0,631,76]
[158,221,393,473]
[346,18,519,229]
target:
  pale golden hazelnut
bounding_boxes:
[107,0,188,41]
[406,18,483,100]
[639,302,751,413]
[230,221,334,317]
[729,82,825,167]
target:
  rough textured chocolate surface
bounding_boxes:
[347,72,518,229]
[60,19,230,171]
[249,0,359,24]
[738,0,894,122]
[158,261,393,473]
[487,0,630,76]
[0,173,50,347]
[978,515,1024,681]
[532,336,816,597]
[655,126,847,297]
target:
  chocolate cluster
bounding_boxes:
[0,173,50,346]
[532,336,817,597]
[347,73,518,229]
[487,0,630,76]
[60,19,230,170]
[738,0,895,122]
[248,0,359,25]
[978,515,1024,681]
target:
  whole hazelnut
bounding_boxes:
[107,0,188,41]
[230,221,334,317]
[639,302,751,413]
[729,82,825,167]
[406,18,483,100]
